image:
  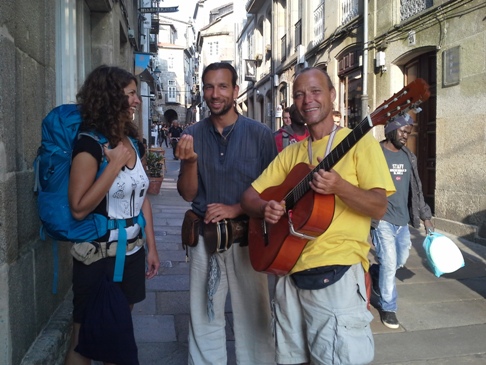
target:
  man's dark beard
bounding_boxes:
[389,130,404,149]
[209,102,233,116]
[385,130,405,149]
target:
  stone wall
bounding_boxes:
[0,0,142,363]
[433,1,486,243]
[370,0,486,245]
[0,1,70,364]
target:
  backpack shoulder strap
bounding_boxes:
[79,130,108,145]
[78,131,109,176]
[128,136,142,157]
[282,131,289,148]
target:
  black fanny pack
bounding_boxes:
[290,265,351,290]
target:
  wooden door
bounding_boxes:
[404,52,436,212]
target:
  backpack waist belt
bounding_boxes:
[107,217,137,229]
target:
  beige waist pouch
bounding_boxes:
[71,238,144,265]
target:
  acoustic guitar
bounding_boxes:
[249,78,431,275]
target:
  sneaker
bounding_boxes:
[381,311,400,329]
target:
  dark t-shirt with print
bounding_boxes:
[382,147,411,226]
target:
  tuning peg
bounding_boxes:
[411,107,422,114]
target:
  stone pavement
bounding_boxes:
[134,148,486,365]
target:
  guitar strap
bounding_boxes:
[307,126,338,163]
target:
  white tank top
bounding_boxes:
[106,144,149,254]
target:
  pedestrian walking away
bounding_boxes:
[161,123,169,147]
[64,65,160,365]
[370,113,434,330]
[241,67,396,365]
[175,62,277,365]
[168,120,183,159]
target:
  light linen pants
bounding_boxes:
[188,235,276,365]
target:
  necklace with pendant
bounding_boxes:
[221,121,236,141]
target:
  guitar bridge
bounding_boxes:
[288,210,318,240]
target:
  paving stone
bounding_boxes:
[133,314,176,343]
[399,299,486,331]
[145,274,189,292]
[374,324,486,364]
[156,291,190,314]
[137,341,188,365]
[133,291,156,315]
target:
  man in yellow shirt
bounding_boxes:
[241,67,395,365]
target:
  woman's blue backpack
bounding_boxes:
[34,104,145,292]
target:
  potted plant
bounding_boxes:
[146,151,164,195]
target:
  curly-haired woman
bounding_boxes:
[64,65,160,365]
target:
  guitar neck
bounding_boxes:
[284,116,374,209]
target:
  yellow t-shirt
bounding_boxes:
[251,128,396,273]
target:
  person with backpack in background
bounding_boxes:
[274,104,310,152]
[64,65,160,365]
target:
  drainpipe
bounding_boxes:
[361,0,369,120]
[270,0,276,131]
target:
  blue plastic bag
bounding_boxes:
[423,232,465,277]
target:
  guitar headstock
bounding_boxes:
[370,78,430,127]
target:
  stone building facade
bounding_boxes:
[0,1,142,364]
[238,0,486,245]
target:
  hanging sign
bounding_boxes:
[245,60,256,82]
[139,6,179,13]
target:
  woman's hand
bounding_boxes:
[104,142,131,170]
[145,248,160,279]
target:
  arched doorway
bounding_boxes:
[164,109,178,125]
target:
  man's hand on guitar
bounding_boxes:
[176,134,197,163]
[261,200,286,225]
[310,168,344,196]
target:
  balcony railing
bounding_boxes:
[401,0,433,21]
[313,2,325,46]
[342,0,359,25]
